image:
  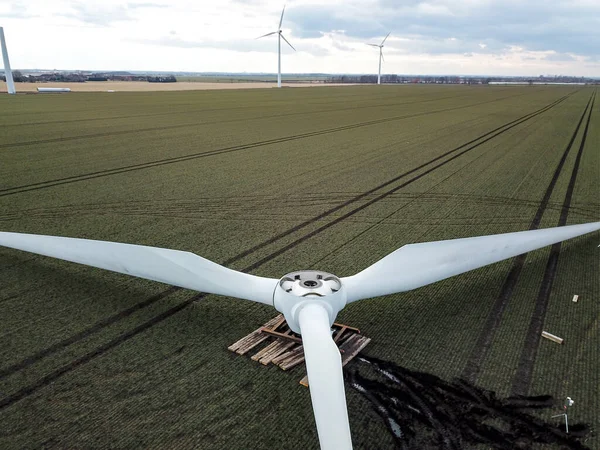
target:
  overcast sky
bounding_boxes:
[1,0,599,76]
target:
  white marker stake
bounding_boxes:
[0,27,16,94]
[552,397,574,434]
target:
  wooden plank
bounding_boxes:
[338,334,360,354]
[333,325,348,343]
[228,315,283,352]
[280,354,306,370]
[279,348,306,370]
[333,322,360,333]
[542,331,564,344]
[229,332,264,353]
[272,345,303,365]
[251,340,280,361]
[260,328,303,344]
[231,315,370,387]
[336,331,354,347]
[275,346,304,366]
[235,334,270,355]
[259,341,296,365]
[259,315,287,333]
[341,336,371,366]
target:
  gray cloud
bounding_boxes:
[59,3,133,26]
[127,2,168,8]
[0,2,37,19]
[289,5,384,39]
[59,2,167,26]
[131,33,322,54]
[544,52,577,62]
[287,0,600,58]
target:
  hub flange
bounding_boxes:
[273,270,347,334]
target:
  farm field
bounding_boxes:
[3,80,346,93]
[0,85,598,449]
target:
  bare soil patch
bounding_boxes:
[348,355,591,449]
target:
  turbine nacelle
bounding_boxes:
[274,270,346,333]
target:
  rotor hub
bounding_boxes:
[273,270,347,334]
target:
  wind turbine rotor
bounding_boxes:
[279,5,286,29]
[381,31,391,46]
[257,5,294,88]
[273,270,346,333]
[2,220,600,450]
[298,303,353,450]
[280,33,296,51]
[0,232,278,305]
[273,271,351,449]
[343,221,600,303]
[256,31,278,39]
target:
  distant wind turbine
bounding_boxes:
[256,6,296,88]
[0,27,16,94]
[367,32,391,85]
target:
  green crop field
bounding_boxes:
[0,85,598,449]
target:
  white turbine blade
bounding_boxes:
[280,33,296,51]
[0,27,16,94]
[367,43,379,47]
[256,31,277,39]
[380,50,385,62]
[343,222,600,303]
[298,303,353,450]
[279,5,286,29]
[381,31,391,45]
[0,232,277,305]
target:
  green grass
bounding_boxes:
[0,85,598,449]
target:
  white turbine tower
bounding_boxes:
[1,221,600,449]
[256,6,296,88]
[368,32,390,85]
[0,27,16,94]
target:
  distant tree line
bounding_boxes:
[147,75,176,83]
[1,72,178,83]
[326,74,597,85]
[2,70,27,82]
[326,74,489,84]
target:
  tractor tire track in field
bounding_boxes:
[511,89,596,396]
[0,91,573,199]
[461,90,595,384]
[3,192,597,223]
[0,91,576,410]
[5,90,475,128]
[200,92,574,265]
[0,85,532,126]
[0,287,179,379]
[0,90,522,151]
[1,102,563,378]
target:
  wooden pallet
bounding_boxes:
[228,314,371,386]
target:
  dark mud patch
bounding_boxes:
[347,355,591,449]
